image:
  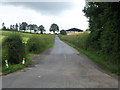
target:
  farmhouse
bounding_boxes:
[66,28,83,35]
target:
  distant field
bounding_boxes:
[67,31,90,35]
[1,31,32,42]
[1,31,54,43]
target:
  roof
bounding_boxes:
[66,28,83,32]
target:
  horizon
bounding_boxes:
[0,0,89,33]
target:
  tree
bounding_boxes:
[49,23,59,34]
[60,30,67,35]
[10,25,12,30]
[19,22,28,32]
[9,25,17,31]
[2,26,6,30]
[33,24,38,32]
[83,2,105,50]
[83,2,120,64]
[13,25,15,29]
[38,25,45,34]
[15,23,18,31]
[2,22,6,30]
[28,24,34,33]
[2,22,5,27]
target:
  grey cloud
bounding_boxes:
[2,2,75,15]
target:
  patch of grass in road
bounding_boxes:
[59,34,119,76]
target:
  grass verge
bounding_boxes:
[2,41,55,75]
[2,41,54,75]
[2,53,34,75]
[60,37,119,76]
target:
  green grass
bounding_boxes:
[2,52,35,75]
[2,64,26,75]
[1,31,55,75]
[59,33,119,76]
[22,37,29,43]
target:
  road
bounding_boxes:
[2,36,118,88]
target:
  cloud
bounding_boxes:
[2,2,75,15]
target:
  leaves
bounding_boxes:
[49,23,59,33]
[83,2,120,64]
[38,25,45,34]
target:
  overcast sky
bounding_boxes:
[0,0,89,33]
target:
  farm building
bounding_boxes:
[66,28,83,35]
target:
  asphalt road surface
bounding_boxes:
[2,35,118,88]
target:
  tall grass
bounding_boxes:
[60,32,89,49]
[27,34,54,54]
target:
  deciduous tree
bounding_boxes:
[49,23,59,34]
[38,25,45,34]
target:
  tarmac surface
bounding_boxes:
[2,35,118,88]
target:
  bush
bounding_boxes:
[60,30,67,35]
[27,36,45,53]
[2,33,25,64]
[27,35,55,54]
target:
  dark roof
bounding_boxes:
[66,28,83,32]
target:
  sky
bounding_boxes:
[0,0,89,33]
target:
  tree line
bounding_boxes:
[1,22,59,34]
[83,2,120,64]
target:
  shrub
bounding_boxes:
[27,35,55,54]
[60,30,67,35]
[27,36,45,53]
[2,33,25,64]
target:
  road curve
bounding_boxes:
[2,35,118,88]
